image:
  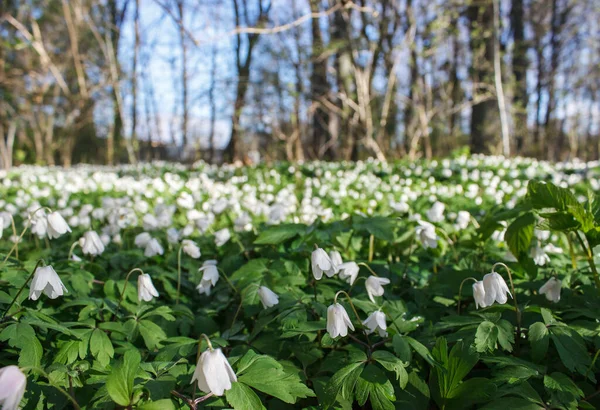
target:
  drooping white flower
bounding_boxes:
[415,220,439,249]
[167,228,180,245]
[455,211,471,230]
[0,365,27,410]
[482,271,512,306]
[534,229,551,241]
[530,245,550,266]
[46,211,71,239]
[362,311,387,337]
[30,214,48,238]
[472,281,487,309]
[539,277,561,303]
[182,239,201,259]
[365,276,391,303]
[338,261,360,285]
[329,250,343,274]
[197,260,219,296]
[543,243,563,254]
[135,232,152,247]
[29,265,68,300]
[137,273,159,302]
[144,238,164,257]
[426,201,445,223]
[79,231,105,256]
[327,303,355,338]
[311,248,336,280]
[257,286,279,309]
[214,228,231,247]
[191,348,237,396]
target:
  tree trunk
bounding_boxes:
[468,0,496,154]
[511,0,527,154]
[309,0,329,159]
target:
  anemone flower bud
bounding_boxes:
[329,250,343,274]
[472,281,487,309]
[0,365,27,410]
[365,276,391,303]
[415,220,439,249]
[144,238,164,257]
[29,265,68,300]
[362,311,388,337]
[539,277,561,303]
[46,211,71,239]
[191,348,237,396]
[327,303,354,338]
[338,261,360,285]
[80,230,105,256]
[137,273,159,302]
[482,271,512,306]
[197,260,219,296]
[182,239,201,259]
[214,228,231,247]
[311,247,335,280]
[257,286,279,309]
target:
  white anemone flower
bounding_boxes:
[454,211,471,230]
[191,348,237,396]
[46,211,71,239]
[137,273,159,302]
[197,260,219,295]
[362,311,388,337]
[338,261,360,285]
[482,271,512,306]
[214,228,231,247]
[29,265,68,300]
[365,276,391,303]
[134,232,152,247]
[426,201,445,223]
[257,286,279,309]
[472,281,487,309]
[311,248,336,280]
[182,239,201,259]
[329,250,343,274]
[0,365,27,410]
[530,244,550,266]
[79,231,105,256]
[144,238,164,257]
[539,277,561,303]
[415,221,438,249]
[326,303,355,338]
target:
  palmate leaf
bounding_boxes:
[90,328,114,367]
[323,361,365,409]
[235,350,315,404]
[106,349,142,406]
[504,212,537,277]
[226,382,266,410]
[254,224,307,245]
[355,365,395,410]
[0,322,43,367]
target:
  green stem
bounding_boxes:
[457,277,478,315]
[113,268,144,319]
[567,233,577,270]
[575,231,600,292]
[8,213,18,260]
[368,234,374,262]
[217,267,238,294]
[1,207,50,265]
[358,262,378,277]
[492,262,521,351]
[2,259,45,319]
[67,241,80,261]
[334,290,371,346]
[176,245,183,305]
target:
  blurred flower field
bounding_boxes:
[1,155,599,409]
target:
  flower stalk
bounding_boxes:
[113,267,144,319]
[1,259,45,319]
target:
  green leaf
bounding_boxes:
[372,350,408,389]
[353,215,396,242]
[405,337,443,369]
[392,334,412,363]
[355,365,395,410]
[527,180,579,212]
[106,349,141,406]
[549,326,592,377]
[90,328,114,367]
[505,213,535,256]
[475,321,498,353]
[496,319,515,352]
[528,322,549,362]
[323,361,364,408]
[0,323,43,367]
[137,399,176,410]
[254,224,306,245]
[480,398,545,410]
[226,382,266,410]
[236,351,315,404]
[139,319,167,350]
